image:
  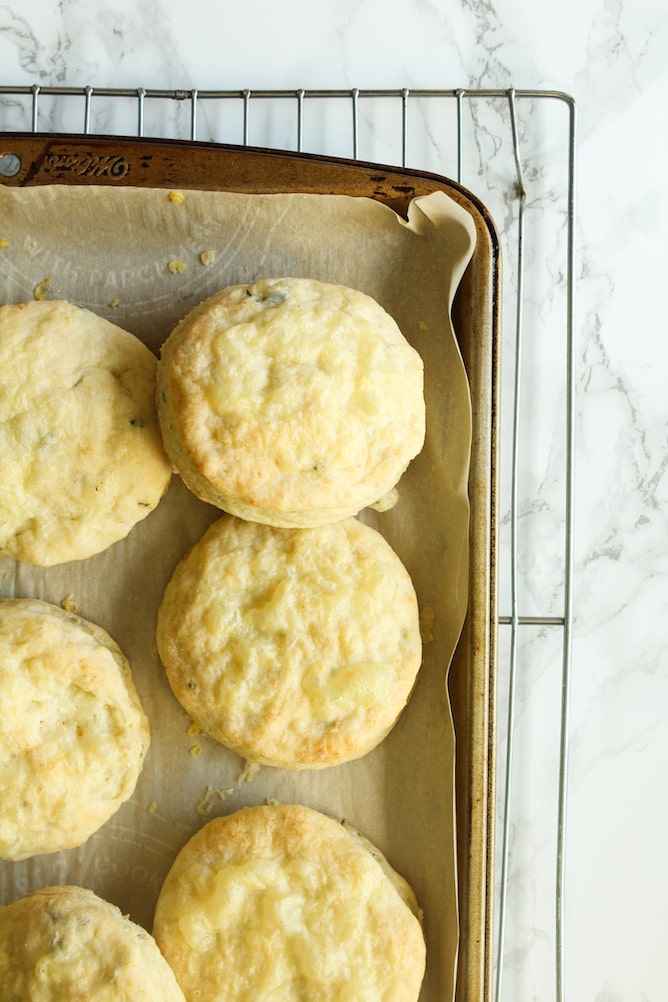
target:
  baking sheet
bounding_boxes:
[0,183,476,1001]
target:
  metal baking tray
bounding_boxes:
[0,133,499,1002]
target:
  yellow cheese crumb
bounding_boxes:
[237,759,260,784]
[147,801,158,814]
[0,239,8,248]
[33,277,52,300]
[60,592,78,614]
[199,250,216,266]
[419,606,435,644]
[167,259,187,274]
[189,744,202,758]
[168,190,185,204]
[108,298,120,308]
[187,721,201,738]
[369,487,399,512]
[195,785,234,817]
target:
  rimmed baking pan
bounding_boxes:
[0,133,499,1002]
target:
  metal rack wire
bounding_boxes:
[0,84,576,1002]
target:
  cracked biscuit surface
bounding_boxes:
[0,299,172,565]
[156,277,425,527]
[156,515,422,769]
[153,803,426,1002]
[0,598,150,860]
[0,885,185,1001]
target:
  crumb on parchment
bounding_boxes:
[33,278,52,300]
[199,250,216,266]
[419,606,435,644]
[147,801,158,814]
[167,260,187,274]
[109,298,120,308]
[237,759,260,784]
[195,785,234,817]
[369,487,399,513]
[60,592,78,614]
[168,190,185,204]
[0,239,8,248]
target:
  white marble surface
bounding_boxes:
[1,1,667,1000]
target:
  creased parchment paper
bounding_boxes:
[0,184,475,1002]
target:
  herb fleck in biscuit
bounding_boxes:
[0,885,185,1001]
[0,598,150,861]
[156,278,425,526]
[153,803,425,1002]
[0,299,172,565]
[156,516,422,769]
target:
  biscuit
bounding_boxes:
[0,299,172,565]
[156,516,422,769]
[0,885,185,1001]
[153,803,425,1001]
[156,278,425,527]
[0,598,150,860]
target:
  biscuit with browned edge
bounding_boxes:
[0,299,172,565]
[153,803,425,1002]
[0,598,150,860]
[156,515,422,769]
[156,278,425,527]
[0,885,185,1001]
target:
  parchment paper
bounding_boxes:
[0,184,476,1002]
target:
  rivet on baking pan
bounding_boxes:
[0,153,21,178]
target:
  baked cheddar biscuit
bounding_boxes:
[156,516,422,769]
[0,299,172,565]
[153,803,426,1002]
[0,885,185,1001]
[156,278,425,526]
[0,598,150,860]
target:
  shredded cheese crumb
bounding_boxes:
[189,744,202,758]
[168,190,185,204]
[60,592,78,614]
[199,250,216,266]
[237,759,260,784]
[0,239,8,248]
[187,720,201,738]
[195,785,234,817]
[167,259,187,274]
[419,606,435,644]
[147,801,158,814]
[369,487,399,512]
[33,277,52,300]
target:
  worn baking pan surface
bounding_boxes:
[0,134,498,1002]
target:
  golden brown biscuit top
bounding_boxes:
[0,299,172,565]
[156,516,422,768]
[157,278,425,524]
[153,804,425,1002]
[0,885,185,1000]
[0,598,150,861]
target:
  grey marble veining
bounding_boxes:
[1,1,667,1000]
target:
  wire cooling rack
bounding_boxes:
[0,84,576,1002]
